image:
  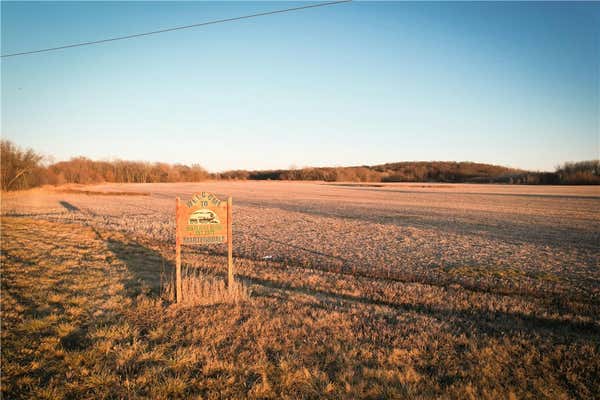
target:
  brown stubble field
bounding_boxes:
[1,181,599,399]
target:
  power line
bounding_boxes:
[1,0,351,58]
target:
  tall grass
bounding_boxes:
[162,265,250,306]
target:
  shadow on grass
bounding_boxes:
[59,201,80,212]
[238,273,600,338]
[221,235,599,307]
[255,235,349,264]
[101,234,598,338]
[105,238,172,298]
[170,256,599,339]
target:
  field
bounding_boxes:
[1,181,599,399]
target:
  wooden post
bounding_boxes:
[175,197,182,304]
[227,196,234,290]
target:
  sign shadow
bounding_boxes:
[59,201,80,212]
[105,237,172,299]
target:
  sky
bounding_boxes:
[1,1,599,172]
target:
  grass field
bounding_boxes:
[1,182,599,399]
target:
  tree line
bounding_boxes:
[1,140,598,191]
[1,140,209,190]
[217,161,600,185]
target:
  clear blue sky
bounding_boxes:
[1,1,599,172]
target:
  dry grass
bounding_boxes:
[162,266,250,306]
[1,182,599,398]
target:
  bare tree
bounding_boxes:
[1,140,44,190]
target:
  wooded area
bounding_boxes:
[1,140,598,191]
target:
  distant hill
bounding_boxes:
[219,160,599,184]
[218,161,529,183]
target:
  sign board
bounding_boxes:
[177,192,228,245]
[175,192,233,303]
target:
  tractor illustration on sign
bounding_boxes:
[188,208,221,225]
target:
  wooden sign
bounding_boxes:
[178,192,228,244]
[175,192,233,304]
